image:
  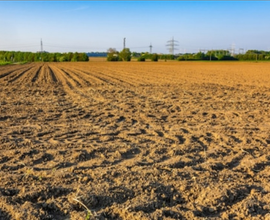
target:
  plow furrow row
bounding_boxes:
[0,64,34,79]
[31,64,43,83]
[7,66,37,83]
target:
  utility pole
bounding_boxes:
[149,43,153,54]
[231,43,235,56]
[40,38,43,53]
[166,37,178,55]
[123,38,126,50]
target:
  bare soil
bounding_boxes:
[1,61,270,220]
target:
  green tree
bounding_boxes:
[151,53,159,62]
[59,55,68,62]
[137,57,145,61]
[194,52,206,60]
[67,52,73,61]
[160,54,175,60]
[132,52,140,58]
[71,52,78,62]
[107,48,119,61]
[77,53,89,61]
[119,48,131,61]
[48,53,57,62]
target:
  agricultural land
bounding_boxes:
[1,61,270,219]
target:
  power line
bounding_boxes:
[166,37,178,55]
[129,46,149,49]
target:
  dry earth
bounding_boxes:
[1,61,270,220]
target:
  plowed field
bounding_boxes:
[1,61,270,219]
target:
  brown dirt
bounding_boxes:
[1,61,270,220]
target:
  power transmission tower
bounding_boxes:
[149,43,153,54]
[239,48,244,54]
[123,38,126,49]
[166,37,178,55]
[40,38,43,53]
[230,43,235,56]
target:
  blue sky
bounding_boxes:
[0,1,269,53]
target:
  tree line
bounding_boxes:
[107,48,270,62]
[172,50,270,61]
[107,48,159,62]
[1,49,269,64]
[0,51,89,63]
[234,50,270,61]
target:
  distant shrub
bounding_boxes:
[59,56,68,62]
[107,48,121,61]
[205,55,218,61]
[177,56,185,61]
[151,54,159,62]
[217,55,238,60]
[160,54,175,60]
[107,55,120,61]
[137,57,145,62]
[119,48,131,61]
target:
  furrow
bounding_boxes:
[48,65,59,83]
[31,64,43,83]
[73,68,110,85]
[60,68,83,87]
[0,64,33,78]
[7,66,35,83]
[63,68,92,86]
